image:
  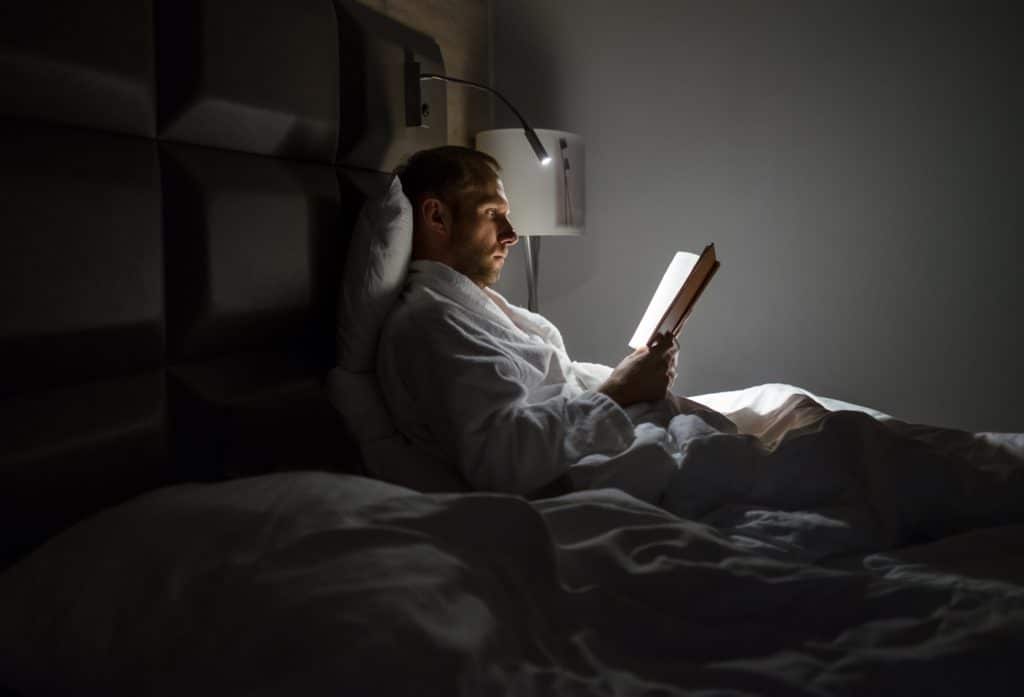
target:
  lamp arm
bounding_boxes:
[419,73,550,165]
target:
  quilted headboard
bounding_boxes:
[0,0,446,564]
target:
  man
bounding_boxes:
[377,146,729,500]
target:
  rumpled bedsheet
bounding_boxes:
[668,385,1024,563]
[3,468,1024,696]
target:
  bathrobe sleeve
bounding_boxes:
[386,309,635,496]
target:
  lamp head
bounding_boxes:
[523,127,551,166]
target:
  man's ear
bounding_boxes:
[419,196,451,241]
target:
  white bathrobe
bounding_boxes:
[377,260,728,500]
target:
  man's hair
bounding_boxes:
[395,146,501,223]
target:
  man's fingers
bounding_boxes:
[651,332,675,352]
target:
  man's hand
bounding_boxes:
[598,332,678,407]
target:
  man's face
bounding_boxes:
[448,177,518,288]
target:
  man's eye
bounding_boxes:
[487,209,498,217]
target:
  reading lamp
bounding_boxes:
[404,59,550,165]
[476,129,584,312]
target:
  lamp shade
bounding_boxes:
[475,129,584,237]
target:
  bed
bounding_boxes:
[3,2,1024,695]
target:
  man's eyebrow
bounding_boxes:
[477,197,507,208]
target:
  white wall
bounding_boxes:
[490,0,1023,432]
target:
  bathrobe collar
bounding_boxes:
[407,259,524,335]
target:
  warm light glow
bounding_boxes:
[540,156,552,166]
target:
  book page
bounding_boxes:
[628,251,699,349]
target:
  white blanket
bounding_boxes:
[4,471,1024,696]
[670,385,1024,561]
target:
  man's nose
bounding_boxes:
[499,216,518,246]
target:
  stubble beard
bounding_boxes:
[456,250,501,288]
[452,224,503,288]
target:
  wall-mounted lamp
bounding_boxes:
[476,129,584,312]
[404,58,550,166]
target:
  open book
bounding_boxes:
[628,244,720,349]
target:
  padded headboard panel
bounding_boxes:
[0,0,445,564]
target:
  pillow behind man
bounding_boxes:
[336,175,412,373]
[331,175,469,492]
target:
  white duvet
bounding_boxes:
[672,384,1024,562]
[3,387,1024,696]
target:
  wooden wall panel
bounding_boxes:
[354,0,491,147]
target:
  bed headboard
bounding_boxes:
[0,0,446,565]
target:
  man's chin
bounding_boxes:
[473,271,501,289]
[455,261,502,288]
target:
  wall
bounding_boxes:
[491,0,1023,432]
[355,0,491,146]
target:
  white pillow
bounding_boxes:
[328,367,396,442]
[328,368,469,492]
[336,175,413,372]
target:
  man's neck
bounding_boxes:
[410,253,487,290]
